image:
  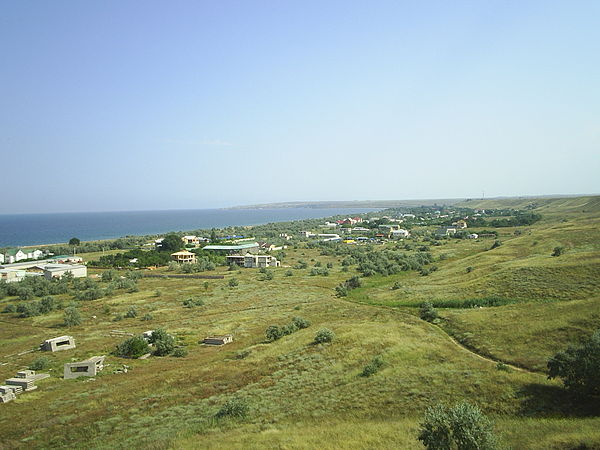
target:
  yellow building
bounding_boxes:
[170,250,197,264]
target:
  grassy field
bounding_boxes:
[0,195,599,448]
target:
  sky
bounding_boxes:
[1,1,599,214]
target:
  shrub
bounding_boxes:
[116,336,150,358]
[266,325,283,342]
[292,316,311,329]
[2,304,16,313]
[490,240,502,250]
[154,290,162,297]
[466,266,474,273]
[63,306,82,326]
[391,282,402,290]
[141,313,153,321]
[172,347,188,357]
[183,297,204,308]
[285,269,293,277]
[228,278,239,288]
[216,398,249,419]
[418,402,497,450]
[420,302,439,322]
[361,355,384,377]
[125,306,138,318]
[335,284,348,297]
[548,329,600,396]
[552,246,565,257]
[314,328,335,344]
[29,356,51,371]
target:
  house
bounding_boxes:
[63,356,105,379]
[299,231,315,238]
[182,235,201,246]
[351,227,371,233]
[0,269,26,283]
[3,249,28,264]
[279,233,292,240]
[170,250,197,264]
[23,249,44,260]
[318,233,341,242]
[226,255,247,266]
[435,226,457,237]
[202,335,233,345]
[453,220,468,229]
[43,264,87,280]
[244,254,280,268]
[41,336,76,352]
[390,229,410,239]
[324,222,338,228]
[0,253,3,264]
[201,242,259,255]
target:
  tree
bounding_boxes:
[418,402,497,450]
[159,233,183,253]
[552,246,565,257]
[210,228,218,242]
[63,306,82,327]
[69,237,81,247]
[548,329,600,396]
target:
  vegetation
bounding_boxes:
[115,336,150,358]
[548,329,600,397]
[418,401,497,450]
[314,328,335,344]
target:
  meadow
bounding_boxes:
[0,196,599,449]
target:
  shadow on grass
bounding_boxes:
[517,383,600,417]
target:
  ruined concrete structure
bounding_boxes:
[0,386,17,403]
[64,356,105,379]
[202,335,233,345]
[4,370,49,393]
[41,335,76,352]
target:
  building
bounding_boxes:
[170,250,197,264]
[64,356,105,379]
[202,335,233,345]
[244,254,280,268]
[5,370,49,392]
[453,220,468,229]
[390,229,410,239]
[318,233,341,242]
[41,336,76,352]
[43,264,87,280]
[3,249,28,264]
[201,242,259,255]
[279,233,292,240]
[435,226,457,237]
[47,255,83,264]
[0,253,3,264]
[299,231,315,238]
[0,268,26,283]
[226,255,246,266]
[258,242,283,252]
[182,235,208,246]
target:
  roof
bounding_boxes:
[202,243,259,251]
[43,264,86,272]
[5,249,24,256]
[171,250,196,256]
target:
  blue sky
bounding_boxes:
[1,1,599,213]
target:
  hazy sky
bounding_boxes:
[1,1,599,214]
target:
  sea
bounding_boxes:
[0,208,379,247]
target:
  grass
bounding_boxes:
[0,195,599,448]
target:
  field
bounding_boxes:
[0,196,599,448]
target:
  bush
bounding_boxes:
[490,240,502,250]
[314,328,335,344]
[419,302,439,322]
[548,329,600,396]
[183,297,204,308]
[228,278,239,288]
[391,282,402,290]
[63,306,82,326]
[116,336,150,358]
[292,316,311,329]
[266,325,283,342]
[285,269,293,277]
[216,398,249,419]
[172,347,188,357]
[466,266,474,273]
[29,356,51,371]
[148,328,176,356]
[552,246,565,257]
[124,306,138,318]
[141,313,153,321]
[418,402,497,450]
[361,355,384,377]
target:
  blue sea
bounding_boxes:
[0,208,378,247]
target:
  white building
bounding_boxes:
[0,269,26,283]
[244,254,280,268]
[43,264,87,280]
[390,229,410,239]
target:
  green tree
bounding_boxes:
[63,305,82,327]
[265,325,283,341]
[418,402,497,450]
[420,302,439,322]
[547,329,600,396]
[159,233,183,253]
[69,237,81,247]
[552,246,565,257]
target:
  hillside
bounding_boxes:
[0,195,599,449]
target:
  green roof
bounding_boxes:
[202,243,259,251]
[5,248,23,256]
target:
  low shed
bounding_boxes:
[202,335,233,345]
